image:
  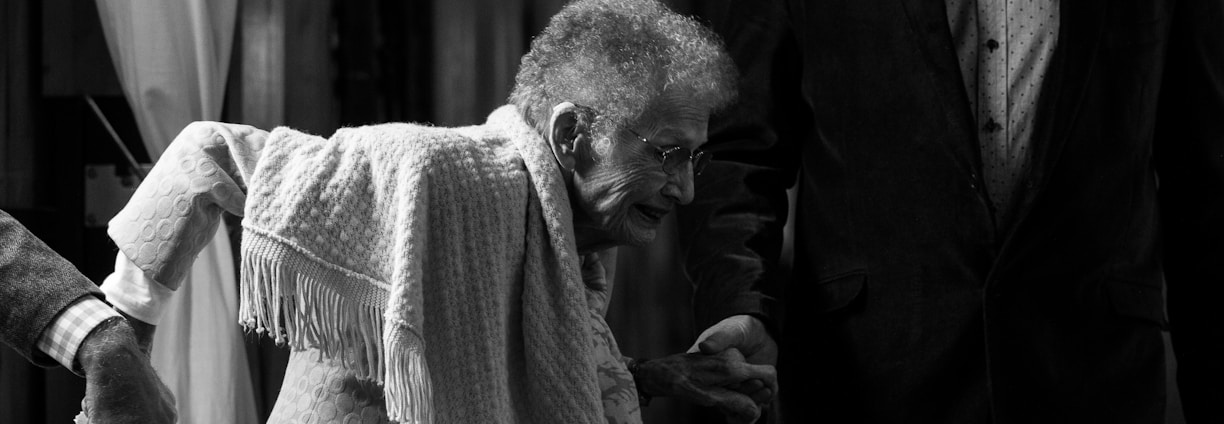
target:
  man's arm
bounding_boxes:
[677,0,805,363]
[1153,1,1224,422]
[636,2,802,421]
[1,210,175,423]
[0,209,104,364]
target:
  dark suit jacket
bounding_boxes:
[0,209,103,367]
[679,1,1224,422]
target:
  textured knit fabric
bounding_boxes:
[945,0,1060,228]
[265,250,640,424]
[0,209,105,367]
[106,107,639,423]
[240,105,615,423]
[108,122,265,291]
[36,297,121,374]
[267,349,393,424]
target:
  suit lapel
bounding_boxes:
[900,0,960,75]
[1011,0,1106,225]
[900,0,1107,247]
[900,0,984,178]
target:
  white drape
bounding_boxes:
[94,1,257,423]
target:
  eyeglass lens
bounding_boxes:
[662,149,711,176]
[628,127,711,176]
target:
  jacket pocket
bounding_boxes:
[812,269,867,313]
[1104,277,1167,329]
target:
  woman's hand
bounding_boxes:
[632,348,777,424]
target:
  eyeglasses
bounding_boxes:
[626,128,712,176]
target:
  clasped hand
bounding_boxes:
[635,315,778,424]
[76,316,176,424]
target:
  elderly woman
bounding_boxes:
[96,0,770,422]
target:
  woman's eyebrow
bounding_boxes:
[649,129,691,147]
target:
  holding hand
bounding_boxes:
[75,318,176,424]
[633,348,776,424]
[688,314,778,366]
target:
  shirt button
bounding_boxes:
[982,119,1002,133]
[986,39,1000,51]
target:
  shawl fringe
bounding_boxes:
[238,228,433,423]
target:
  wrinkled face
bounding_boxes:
[571,94,710,247]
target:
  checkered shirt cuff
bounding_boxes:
[36,296,122,375]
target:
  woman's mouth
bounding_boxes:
[634,204,670,222]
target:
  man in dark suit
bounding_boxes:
[1,209,175,423]
[678,1,1223,422]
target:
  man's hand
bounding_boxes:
[76,317,176,424]
[115,309,156,356]
[634,348,776,424]
[689,314,778,366]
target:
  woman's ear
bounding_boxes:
[548,102,581,173]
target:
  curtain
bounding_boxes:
[94,1,257,423]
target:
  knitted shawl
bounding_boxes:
[237,106,609,423]
[106,107,639,423]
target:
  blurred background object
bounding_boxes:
[0,0,735,422]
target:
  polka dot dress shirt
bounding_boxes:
[946,0,1060,228]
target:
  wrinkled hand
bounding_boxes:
[688,315,778,367]
[684,314,779,422]
[635,348,776,424]
[115,309,156,356]
[77,318,176,424]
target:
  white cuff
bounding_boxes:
[100,252,176,324]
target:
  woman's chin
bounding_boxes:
[617,225,657,247]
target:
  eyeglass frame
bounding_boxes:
[625,127,712,176]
